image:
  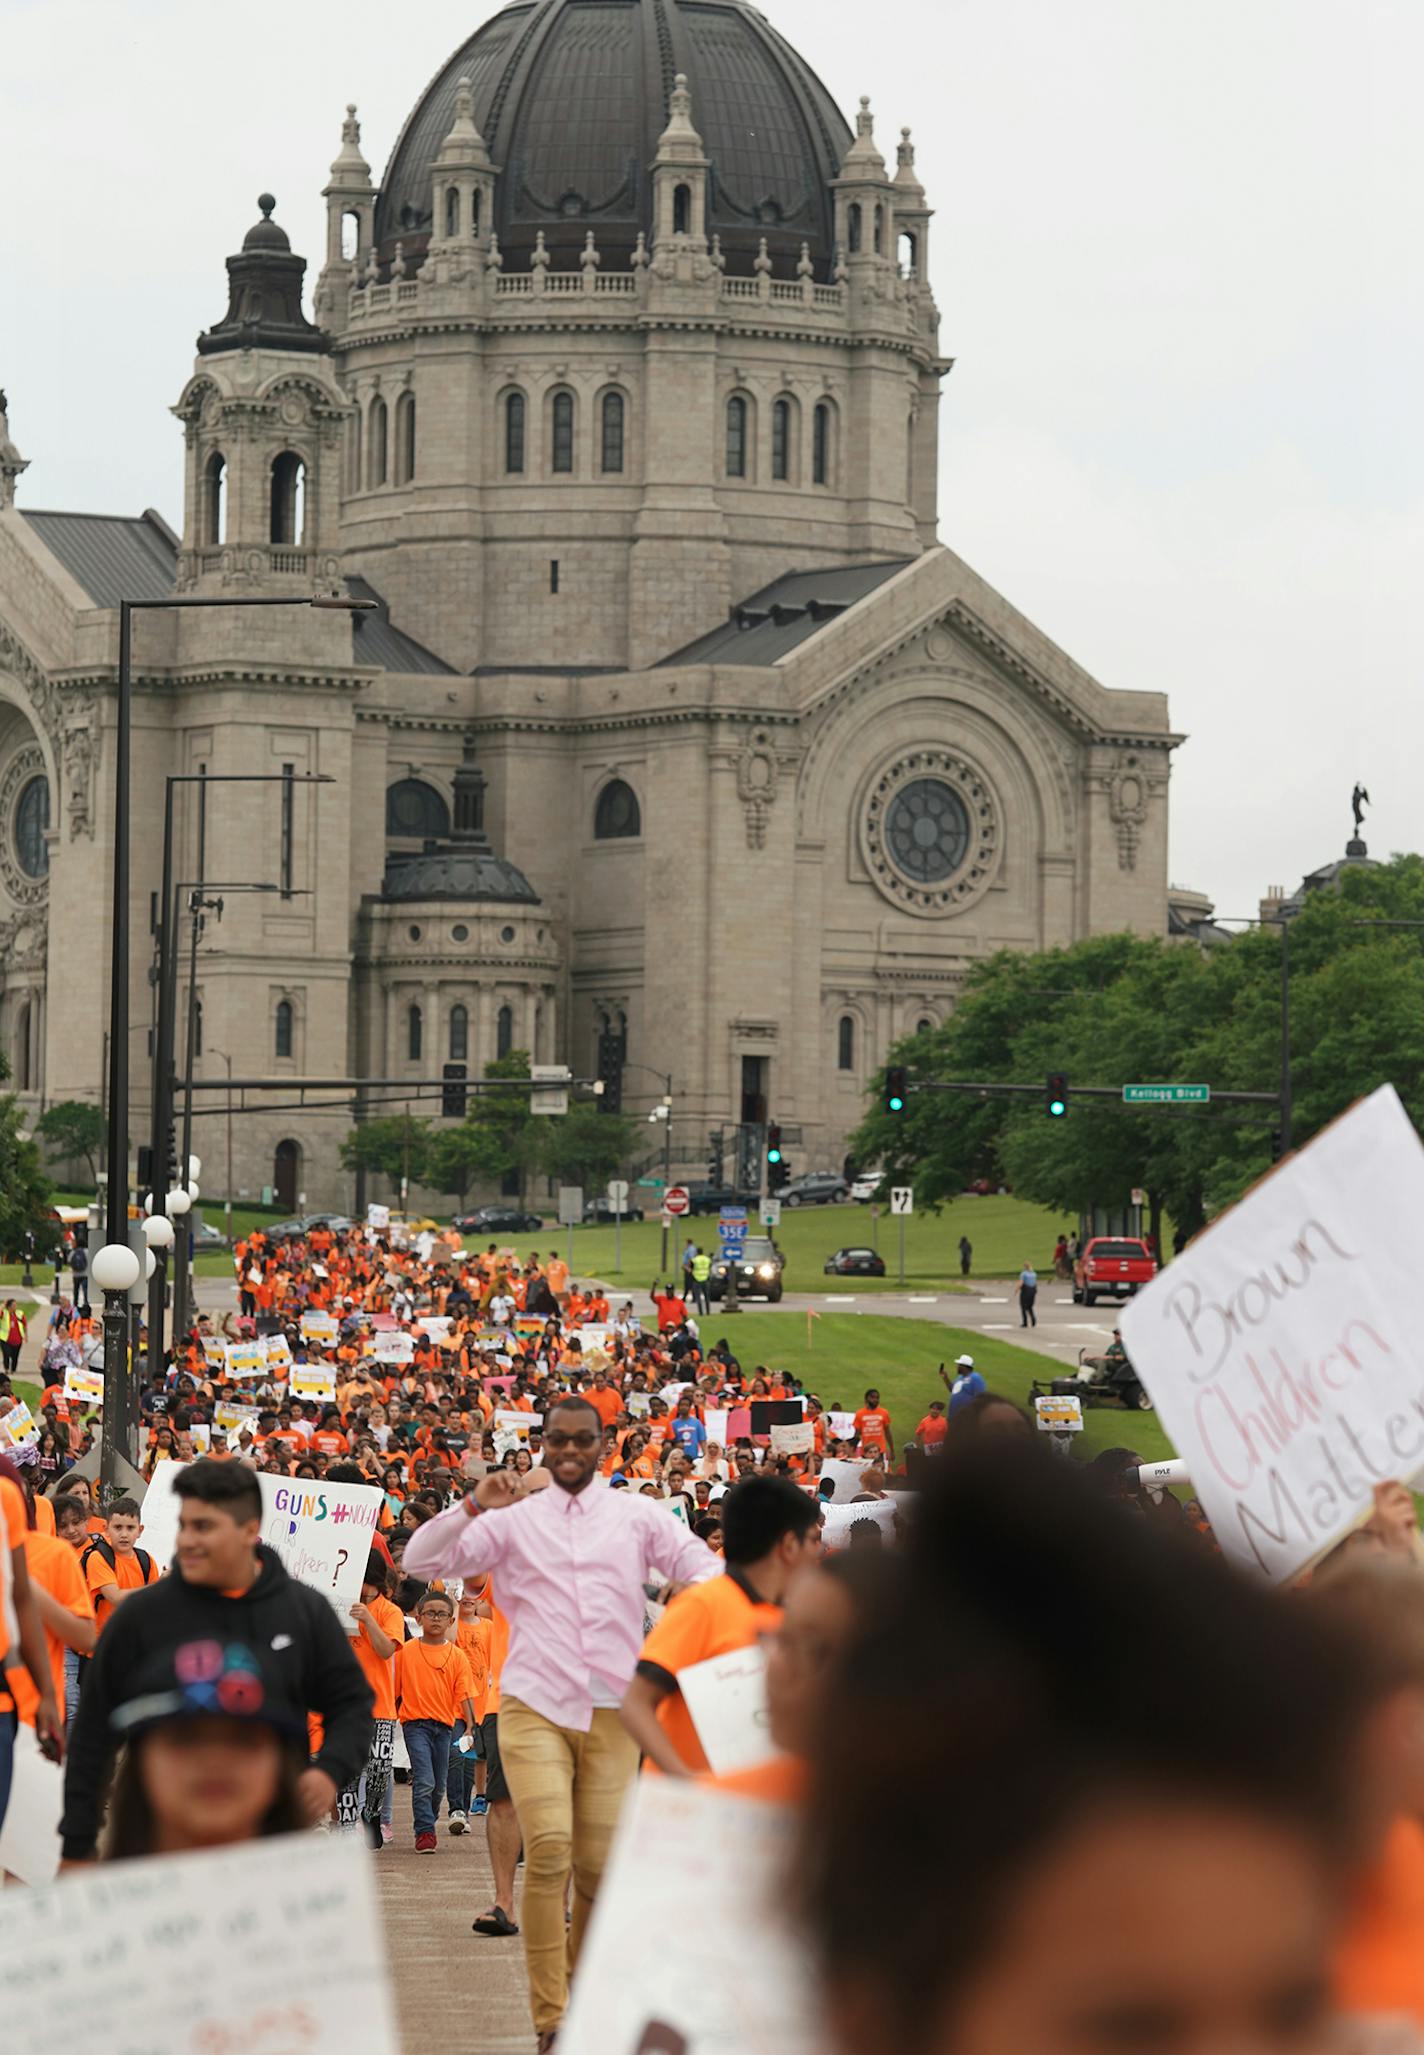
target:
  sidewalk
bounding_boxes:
[378,1784,536,2051]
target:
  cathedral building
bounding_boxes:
[0,0,1178,1209]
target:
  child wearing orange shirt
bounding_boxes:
[395,1589,476,1852]
[336,1551,404,1845]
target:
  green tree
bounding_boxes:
[448,1049,541,1200]
[339,1114,432,1195]
[35,1098,105,1183]
[0,1060,53,1256]
[427,1121,508,1208]
[532,1103,636,1190]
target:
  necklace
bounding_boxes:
[418,1641,453,1672]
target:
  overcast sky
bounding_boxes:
[4,0,1419,914]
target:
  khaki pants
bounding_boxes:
[498,1694,640,2034]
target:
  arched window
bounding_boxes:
[203,452,226,545]
[369,395,388,487]
[273,1138,300,1211]
[594,778,640,840]
[813,402,831,487]
[385,779,451,841]
[847,202,862,254]
[408,1004,423,1061]
[496,1004,513,1058]
[837,1016,855,1071]
[898,229,918,278]
[771,398,792,482]
[916,1016,934,1035]
[348,409,362,494]
[445,186,460,238]
[472,190,481,237]
[874,203,885,253]
[725,395,748,479]
[15,776,49,879]
[673,182,691,234]
[269,451,306,546]
[505,390,526,474]
[395,390,416,485]
[600,390,625,474]
[15,1003,30,1092]
[194,997,203,1058]
[341,211,360,262]
[449,1003,468,1062]
[551,390,574,474]
[274,998,294,1060]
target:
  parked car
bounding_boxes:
[780,1172,850,1208]
[824,1245,886,1277]
[848,1170,884,1203]
[685,1184,760,1217]
[583,1198,645,1223]
[193,1220,229,1250]
[1071,1236,1157,1307]
[453,1206,545,1236]
[709,1234,784,1302]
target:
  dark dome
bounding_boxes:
[375,0,852,276]
[243,194,290,251]
[382,848,540,903]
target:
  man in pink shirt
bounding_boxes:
[403,1394,719,2051]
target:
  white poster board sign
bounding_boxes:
[819,1495,899,1547]
[828,1410,858,1442]
[0,1721,62,1884]
[769,1421,814,1456]
[677,1642,776,1776]
[301,1310,339,1344]
[0,1830,399,2052]
[1121,1085,1424,1582]
[0,1399,38,1450]
[374,1330,413,1366]
[818,1457,870,1502]
[291,1365,337,1405]
[62,1365,105,1409]
[366,1202,391,1230]
[561,1779,821,2055]
[140,1467,384,1626]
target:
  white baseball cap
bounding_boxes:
[955,1352,975,1369]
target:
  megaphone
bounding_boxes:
[1131,1458,1191,1496]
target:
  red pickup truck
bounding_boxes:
[1072,1236,1157,1307]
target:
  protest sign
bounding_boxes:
[374,1329,414,1365]
[725,1404,752,1443]
[828,1410,858,1441]
[264,1331,293,1373]
[0,1721,62,1884]
[300,1310,339,1344]
[818,1457,869,1502]
[1034,1394,1085,1434]
[819,1495,898,1547]
[291,1364,338,1405]
[62,1364,105,1410]
[0,1398,38,1450]
[493,1408,542,1456]
[677,1643,776,1776]
[225,1339,265,1380]
[200,1334,227,1369]
[366,1202,391,1230]
[1121,1084,1424,1583]
[561,1778,820,2055]
[0,1828,399,2052]
[141,1467,383,1626]
[769,1421,814,1456]
[627,1390,652,1418]
[750,1398,803,1436]
[215,1399,260,1436]
[703,1404,728,1446]
[189,1422,211,1452]
[418,1315,452,1343]
[578,1323,611,1351]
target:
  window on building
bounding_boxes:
[15,1003,30,1092]
[848,202,862,254]
[472,190,481,237]
[551,390,574,474]
[813,403,831,486]
[505,391,526,474]
[269,452,306,546]
[449,1003,468,1062]
[15,775,49,879]
[349,411,362,495]
[203,452,226,545]
[341,211,360,262]
[275,998,293,1060]
[874,203,885,253]
[726,395,748,479]
[496,1004,513,1058]
[771,398,791,482]
[673,182,691,234]
[898,229,918,277]
[395,391,416,485]
[408,1004,423,1061]
[917,1016,934,1035]
[369,396,388,487]
[445,186,460,238]
[594,779,640,840]
[601,390,625,474]
[385,779,451,841]
[837,1016,855,1071]
[280,763,294,896]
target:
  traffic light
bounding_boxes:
[1269,1128,1284,1162]
[597,1031,623,1114]
[884,1065,908,1115]
[1046,1072,1068,1118]
[442,1062,468,1119]
[766,1123,782,1166]
[766,1123,788,1191]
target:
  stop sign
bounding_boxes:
[664,1185,691,1217]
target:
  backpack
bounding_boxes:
[81,1536,155,1587]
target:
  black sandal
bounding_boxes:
[472,1906,519,1937]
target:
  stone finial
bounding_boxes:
[894,124,926,199]
[485,230,503,271]
[655,68,706,161]
[363,242,380,284]
[328,101,373,186]
[631,230,649,269]
[437,74,492,167]
[754,237,772,277]
[532,229,550,271]
[0,386,29,511]
[391,241,406,279]
[796,241,814,279]
[857,96,874,139]
[897,126,914,169]
[839,92,888,177]
[580,230,601,276]
[832,244,848,284]
[709,232,725,271]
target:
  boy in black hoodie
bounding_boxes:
[59,1458,372,1861]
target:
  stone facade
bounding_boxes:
[0,3,1179,1207]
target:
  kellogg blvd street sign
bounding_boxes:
[1122,1084,1211,1105]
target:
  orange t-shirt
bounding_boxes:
[85,1540,159,1633]
[916,1413,948,1447]
[484,1591,510,1716]
[637,1570,780,1774]
[395,1639,475,1725]
[0,1476,27,1710]
[351,1595,405,1721]
[586,1385,623,1429]
[33,1494,56,1537]
[1334,1815,1424,2026]
[710,1754,808,1806]
[456,1615,492,1720]
[854,1406,891,1451]
[9,1529,93,1728]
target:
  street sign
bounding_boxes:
[1130,1187,1147,1206]
[1121,1084,1210,1104]
[607,1180,630,1207]
[637,1176,666,1190]
[889,1187,914,1216]
[664,1185,691,1217]
[760,1198,782,1228]
[557,1185,584,1226]
[531,1064,571,1116]
[719,1205,749,1256]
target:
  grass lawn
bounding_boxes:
[699,1311,1177,1466]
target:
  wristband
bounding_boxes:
[462,1490,483,1519]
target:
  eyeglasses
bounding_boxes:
[544,1430,598,1451]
